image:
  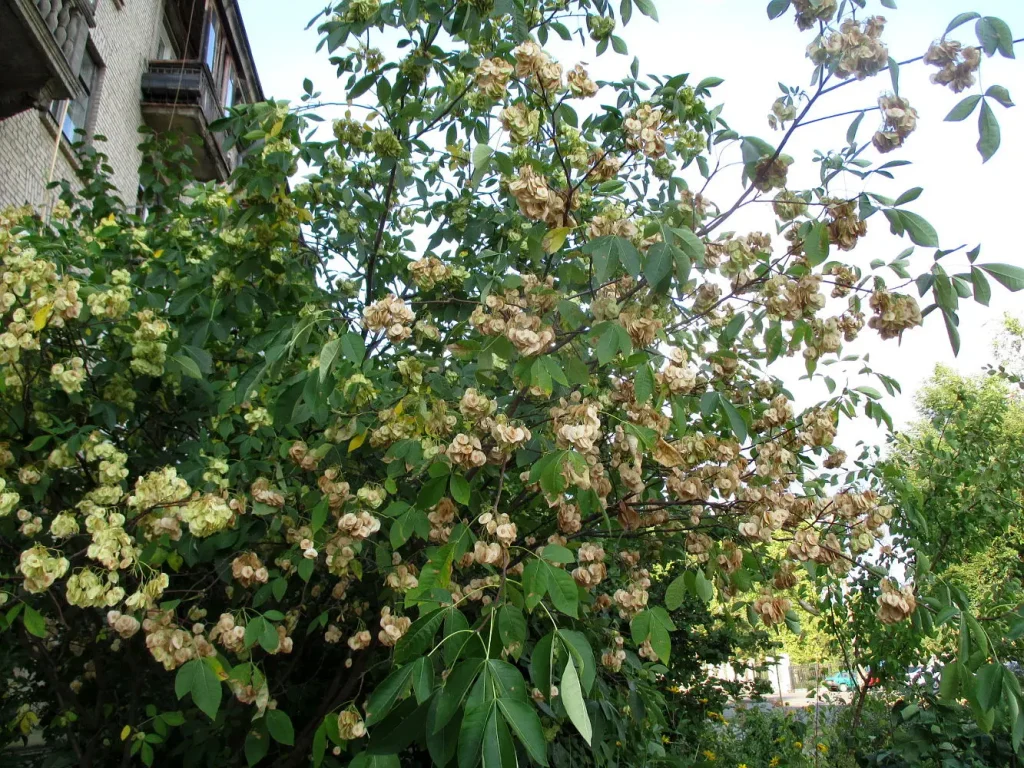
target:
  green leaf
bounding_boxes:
[412,656,435,703]
[942,308,960,356]
[718,397,748,443]
[395,608,447,664]
[318,338,340,382]
[22,604,46,638]
[894,187,922,206]
[976,16,1014,58]
[631,610,652,648]
[665,574,687,611]
[174,658,222,721]
[695,571,714,603]
[561,657,592,745]
[540,543,575,564]
[612,237,642,278]
[596,325,619,366]
[341,332,365,364]
[634,0,658,21]
[522,560,547,611]
[482,705,517,768]
[766,0,790,20]
[980,263,1024,291]
[245,730,269,766]
[436,661,483,733]
[259,617,280,653]
[529,633,555,700]
[976,663,1004,711]
[649,621,671,664]
[977,100,1000,162]
[544,563,579,618]
[450,474,471,506]
[944,94,981,122]
[986,85,1014,107]
[457,702,491,768]
[348,72,378,99]
[498,605,527,657]
[171,354,203,380]
[643,242,674,293]
[427,695,462,767]
[939,662,961,700]
[497,699,548,766]
[266,709,295,746]
[634,363,654,404]
[417,474,449,510]
[803,221,830,267]
[556,630,596,694]
[945,11,980,36]
[899,211,939,247]
[365,665,415,726]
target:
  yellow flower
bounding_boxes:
[702,750,717,762]
[817,743,829,753]
[662,735,671,744]
[738,764,749,768]
[770,758,781,768]
[794,741,803,749]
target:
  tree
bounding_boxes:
[0,1,1021,766]
[817,323,1024,744]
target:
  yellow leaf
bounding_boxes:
[348,432,367,453]
[652,438,684,468]
[270,119,284,137]
[393,400,404,417]
[543,226,572,254]
[206,656,229,681]
[33,304,52,332]
[120,725,131,741]
[153,249,164,259]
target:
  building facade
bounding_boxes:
[0,0,263,210]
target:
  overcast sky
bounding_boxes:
[239,0,1023,451]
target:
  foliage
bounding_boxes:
[862,690,1019,768]
[0,0,1022,766]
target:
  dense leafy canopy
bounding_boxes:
[1,0,1021,766]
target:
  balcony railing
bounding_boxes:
[140,60,238,182]
[0,0,95,119]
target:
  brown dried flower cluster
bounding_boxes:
[362,294,415,342]
[809,17,889,81]
[872,94,919,153]
[474,57,514,99]
[624,105,668,158]
[924,39,981,93]
[509,166,569,227]
[868,289,922,339]
[877,579,917,624]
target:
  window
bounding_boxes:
[156,23,177,60]
[222,61,235,115]
[50,47,100,142]
[203,12,220,71]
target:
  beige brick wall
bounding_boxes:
[0,0,165,210]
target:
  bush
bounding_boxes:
[0,1,1021,766]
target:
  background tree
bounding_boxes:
[1,1,1022,767]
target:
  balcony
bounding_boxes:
[140,60,238,182]
[0,0,95,120]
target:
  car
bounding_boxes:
[823,671,856,692]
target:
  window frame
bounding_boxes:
[49,42,103,144]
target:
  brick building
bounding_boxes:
[0,0,264,209]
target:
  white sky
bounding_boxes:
[239,0,1024,451]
